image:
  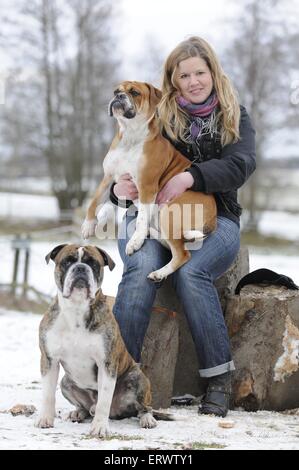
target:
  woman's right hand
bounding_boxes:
[113,173,139,201]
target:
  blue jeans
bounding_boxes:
[113,213,240,377]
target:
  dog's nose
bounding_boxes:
[75,264,87,273]
[117,93,126,100]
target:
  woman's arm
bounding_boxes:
[109,173,138,207]
[155,172,194,205]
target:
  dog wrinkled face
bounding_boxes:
[108,81,162,121]
[58,247,100,299]
[45,244,115,300]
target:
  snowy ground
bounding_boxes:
[1,309,299,451]
[1,239,299,450]
[1,194,299,450]
[0,192,59,221]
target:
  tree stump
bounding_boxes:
[225,284,299,411]
[143,247,249,406]
[141,306,179,409]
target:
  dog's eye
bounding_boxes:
[84,258,98,269]
[63,257,76,267]
[130,89,140,97]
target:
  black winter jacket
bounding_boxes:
[164,105,256,226]
[110,105,256,226]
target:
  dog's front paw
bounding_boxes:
[139,412,157,429]
[35,415,55,428]
[89,419,111,439]
[147,268,168,282]
[68,408,89,423]
[81,218,97,239]
[125,234,145,255]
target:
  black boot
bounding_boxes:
[198,372,231,418]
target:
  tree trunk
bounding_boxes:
[225,284,299,411]
[53,187,88,222]
[141,306,179,409]
[106,250,299,412]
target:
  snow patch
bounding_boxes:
[2,308,299,449]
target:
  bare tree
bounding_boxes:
[222,0,297,230]
[39,0,120,215]
[1,0,120,218]
[134,34,166,86]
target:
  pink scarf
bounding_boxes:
[176,92,219,139]
[176,92,219,117]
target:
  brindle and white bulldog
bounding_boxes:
[35,243,158,438]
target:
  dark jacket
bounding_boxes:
[164,105,256,226]
[110,105,256,226]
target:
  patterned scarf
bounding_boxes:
[176,92,219,141]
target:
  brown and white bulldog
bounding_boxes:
[81,81,217,281]
[35,243,158,438]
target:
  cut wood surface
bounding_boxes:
[226,285,299,411]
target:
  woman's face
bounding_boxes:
[176,56,213,104]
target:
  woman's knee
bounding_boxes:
[172,261,210,291]
[122,240,169,277]
[118,214,172,283]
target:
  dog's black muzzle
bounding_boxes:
[70,265,91,291]
[109,96,136,119]
[123,108,136,119]
[71,276,89,289]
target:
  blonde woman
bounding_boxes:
[110,37,256,417]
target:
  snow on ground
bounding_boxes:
[0,192,59,221]
[258,211,299,242]
[1,309,299,451]
[1,195,299,449]
[0,237,299,450]
[0,177,52,195]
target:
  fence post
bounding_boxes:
[11,235,31,297]
[23,238,31,297]
[11,236,20,296]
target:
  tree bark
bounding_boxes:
[226,284,299,411]
[141,306,179,410]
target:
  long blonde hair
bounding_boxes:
[158,36,240,146]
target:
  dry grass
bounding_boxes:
[0,290,48,315]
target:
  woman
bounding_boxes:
[109,36,256,417]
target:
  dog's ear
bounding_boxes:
[45,244,68,264]
[94,247,115,271]
[153,86,162,101]
[146,83,162,105]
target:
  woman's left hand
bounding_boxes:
[156,172,194,205]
